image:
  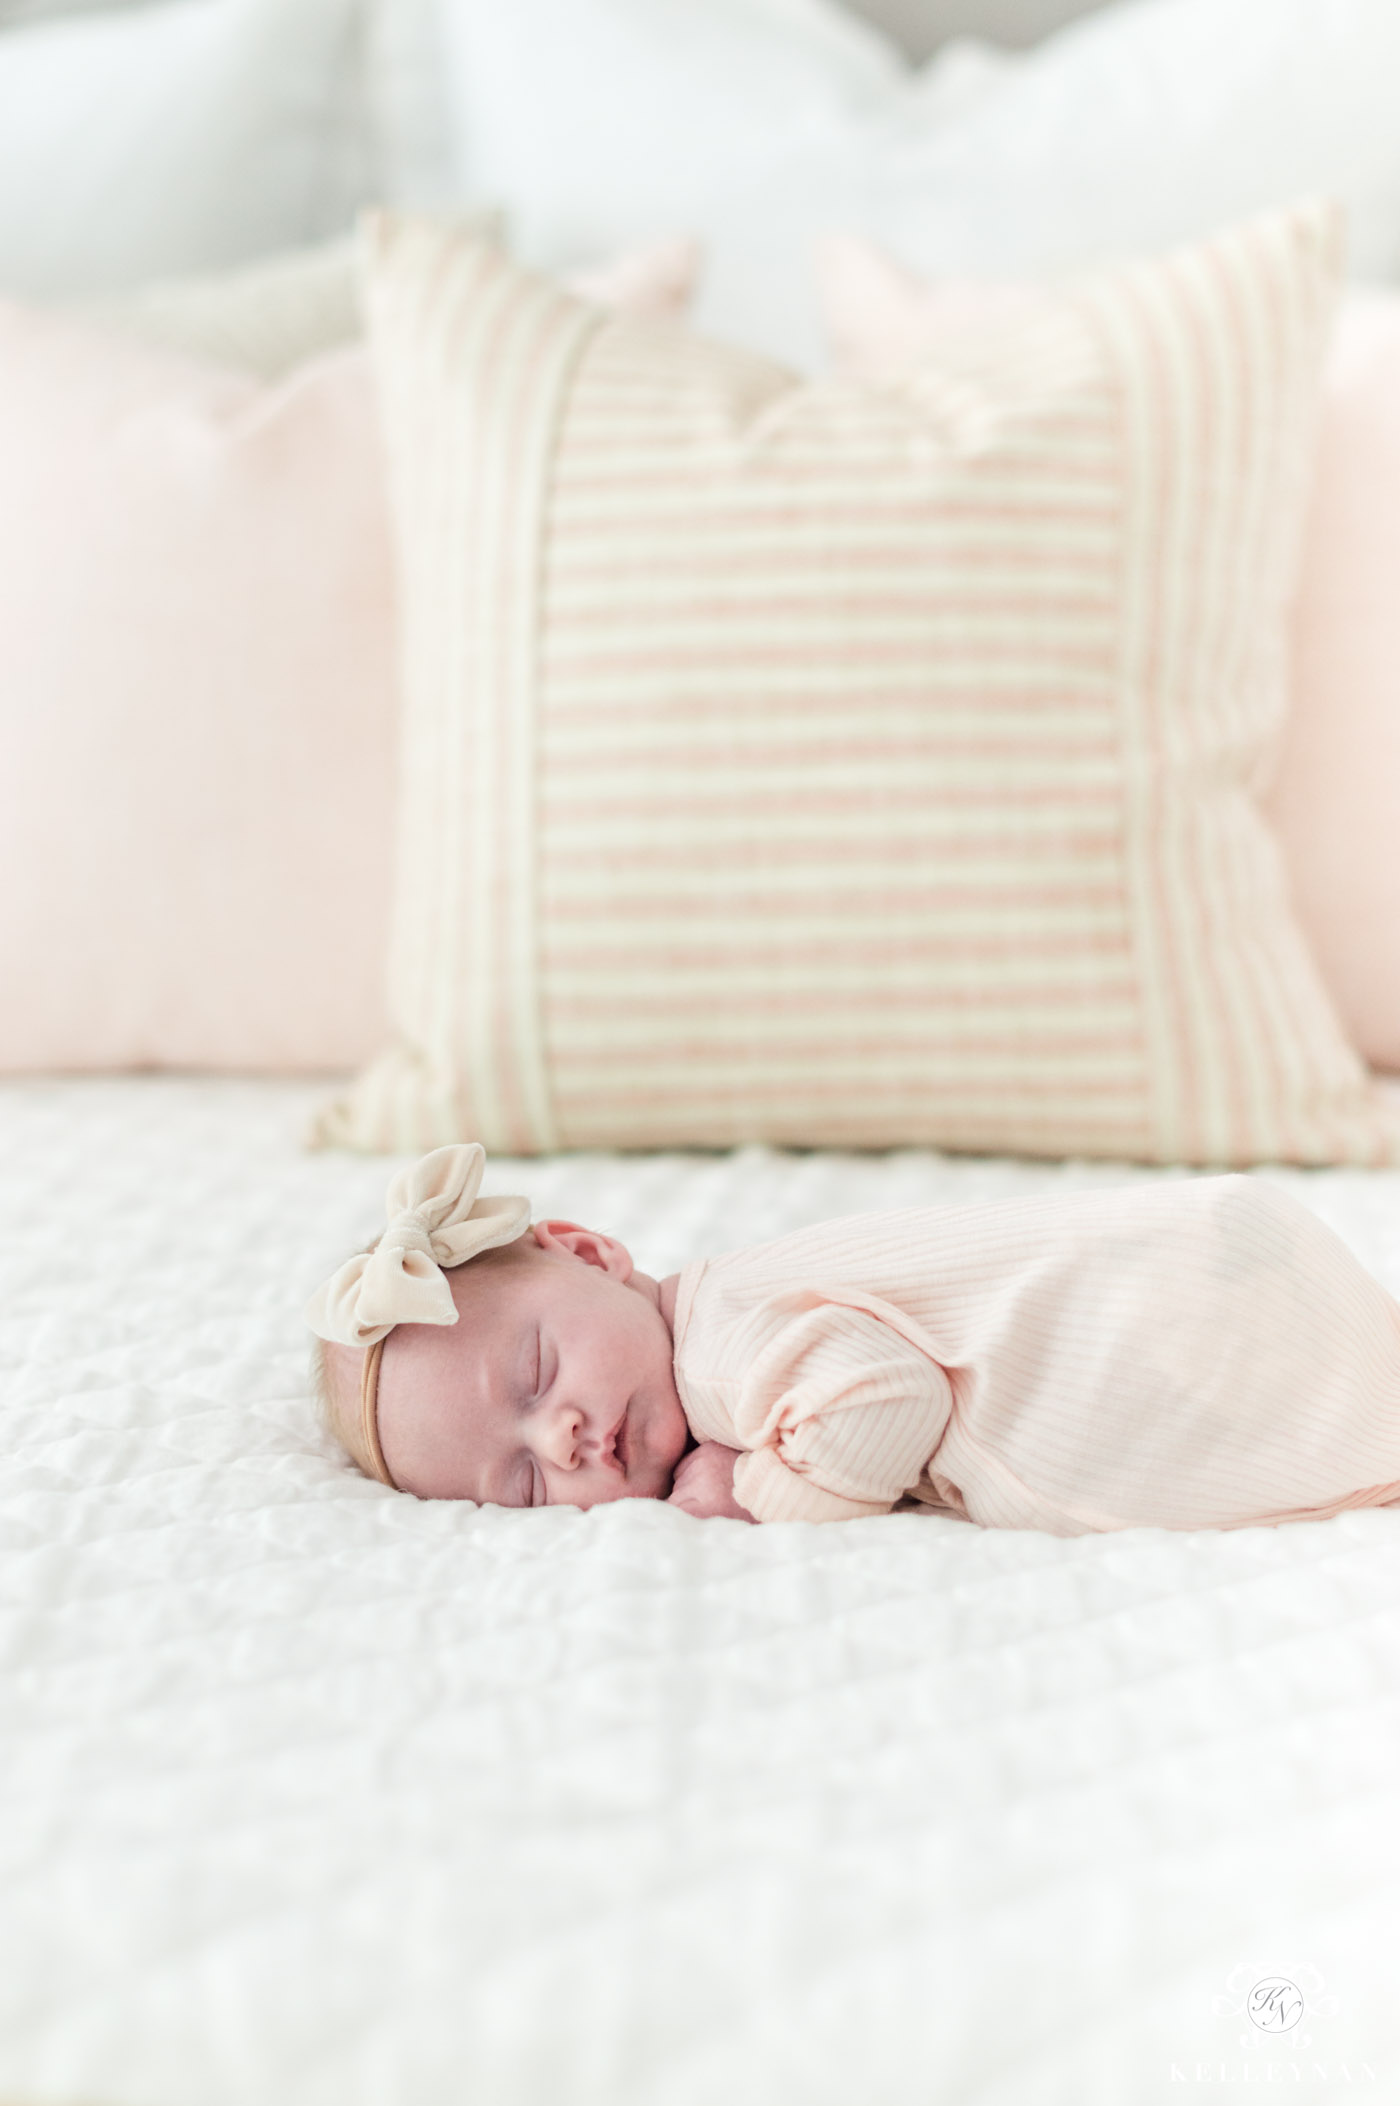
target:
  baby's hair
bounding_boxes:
[308,1333,334,1440]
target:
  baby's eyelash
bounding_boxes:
[533,1329,543,1392]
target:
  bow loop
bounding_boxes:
[305,1143,531,1347]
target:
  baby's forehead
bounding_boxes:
[381,1240,547,1399]
[374,1246,561,1491]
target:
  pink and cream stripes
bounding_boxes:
[316,203,1399,1165]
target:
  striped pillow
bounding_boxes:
[315,204,1400,1164]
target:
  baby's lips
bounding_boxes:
[594,1403,628,1476]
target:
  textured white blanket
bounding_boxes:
[2,1079,1398,2104]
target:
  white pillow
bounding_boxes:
[0,0,372,298]
[80,215,499,378]
[375,0,904,371]
[867,0,1400,287]
[378,0,1400,373]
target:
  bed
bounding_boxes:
[3,1074,1398,2103]
[8,0,1400,2097]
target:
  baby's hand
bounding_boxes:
[666,1441,755,1522]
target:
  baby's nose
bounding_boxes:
[535,1403,583,1471]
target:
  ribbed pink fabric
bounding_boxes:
[672,1177,1400,1532]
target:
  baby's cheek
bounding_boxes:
[662,1398,696,1481]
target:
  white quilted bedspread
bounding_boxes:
[4,1079,1400,2106]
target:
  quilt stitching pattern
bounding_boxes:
[2,1078,1398,2103]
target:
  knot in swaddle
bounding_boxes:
[305,1143,531,1347]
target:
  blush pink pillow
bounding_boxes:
[0,315,395,1074]
[816,234,1045,381]
[1263,294,1400,1073]
[817,236,1400,1073]
[0,237,700,1073]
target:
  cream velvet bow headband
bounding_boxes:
[305,1144,531,1350]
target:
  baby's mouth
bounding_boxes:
[598,1405,630,1477]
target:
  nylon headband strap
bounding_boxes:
[359,1337,396,1489]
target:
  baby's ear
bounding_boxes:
[532,1218,634,1281]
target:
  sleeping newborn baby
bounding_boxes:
[307,1145,1400,1533]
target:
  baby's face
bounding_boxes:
[371,1222,690,1507]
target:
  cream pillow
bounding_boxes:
[814,238,1400,1077]
[82,219,704,378]
[80,234,375,379]
[314,204,1397,1165]
[0,233,702,1076]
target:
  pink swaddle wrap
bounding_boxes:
[673,1177,1400,1533]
